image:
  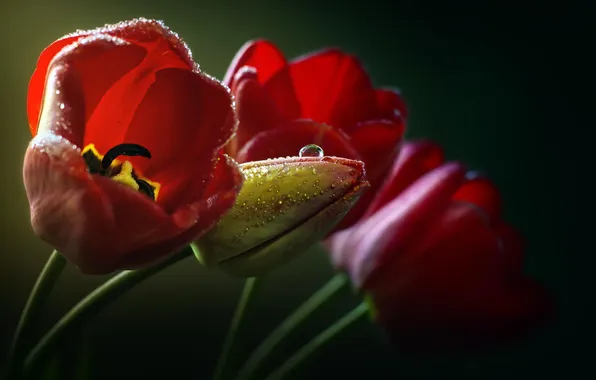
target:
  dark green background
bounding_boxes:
[0,0,591,379]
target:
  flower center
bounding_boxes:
[81,143,161,201]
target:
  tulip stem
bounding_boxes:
[264,302,369,380]
[5,250,66,380]
[233,273,348,380]
[213,277,260,380]
[22,247,192,378]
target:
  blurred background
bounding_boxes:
[0,0,592,379]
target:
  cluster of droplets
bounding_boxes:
[225,144,361,244]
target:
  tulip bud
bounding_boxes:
[193,156,369,277]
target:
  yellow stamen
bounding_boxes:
[112,161,140,190]
[81,143,161,200]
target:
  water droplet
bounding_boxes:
[299,144,324,158]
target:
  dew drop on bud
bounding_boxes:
[299,144,324,158]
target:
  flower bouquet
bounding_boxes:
[5,18,552,380]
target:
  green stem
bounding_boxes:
[234,273,348,380]
[264,302,369,380]
[5,250,66,380]
[213,277,260,380]
[22,248,192,378]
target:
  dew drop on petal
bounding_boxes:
[299,144,324,158]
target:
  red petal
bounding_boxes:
[71,36,151,149]
[28,18,195,139]
[29,35,147,144]
[117,154,243,269]
[374,204,503,317]
[375,209,551,351]
[331,183,378,232]
[224,40,299,120]
[82,40,191,153]
[23,135,173,273]
[230,67,285,154]
[34,62,86,147]
[452,175,502,223]
[375,88,408,121]
[93,18,195,68]
[223,40,287,87]
[27,35,81,135]
[494,223,525,274]
[235,119,362,164]
[327,124,403,232]
[262,66,300,121]
[348,120,405,183]
[334,162,466,288]
[24,135,241,274]
[122,67,235,213]
[289,49,377,130]
[363,140,445,218]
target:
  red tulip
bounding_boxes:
[222,40,406,228]
[24,18,243,274]
[327,141,553,351]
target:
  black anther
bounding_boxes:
[101,143,152,169]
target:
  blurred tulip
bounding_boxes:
[23,18,242,274]
[194,156,369,277]
[328,141,553,351]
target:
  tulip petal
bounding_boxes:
[27,35,80,134]
[494,223,525,274]
[223,39,288,87]
[230,68,285,153]
[363,140,445,218]
[290,49,377,130]
[122,67,236,213]
[117,153,243,269]
[452,175,502,223]
[331,184,376,232]
[34,61,87,147]
[371,203,552,351]
[24,134,167,273]
[91,18,195,68]
[263,67,301,121]
[376,88,408,121]
[235,119,362,163]
[328,120,403,232]
[82,44,191,152]
[348,120,404,183]
[28,18,196,139]
[223,40,300,121]
[29,35,147,143]
[24,134,241,274]
[334,162,466,287]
